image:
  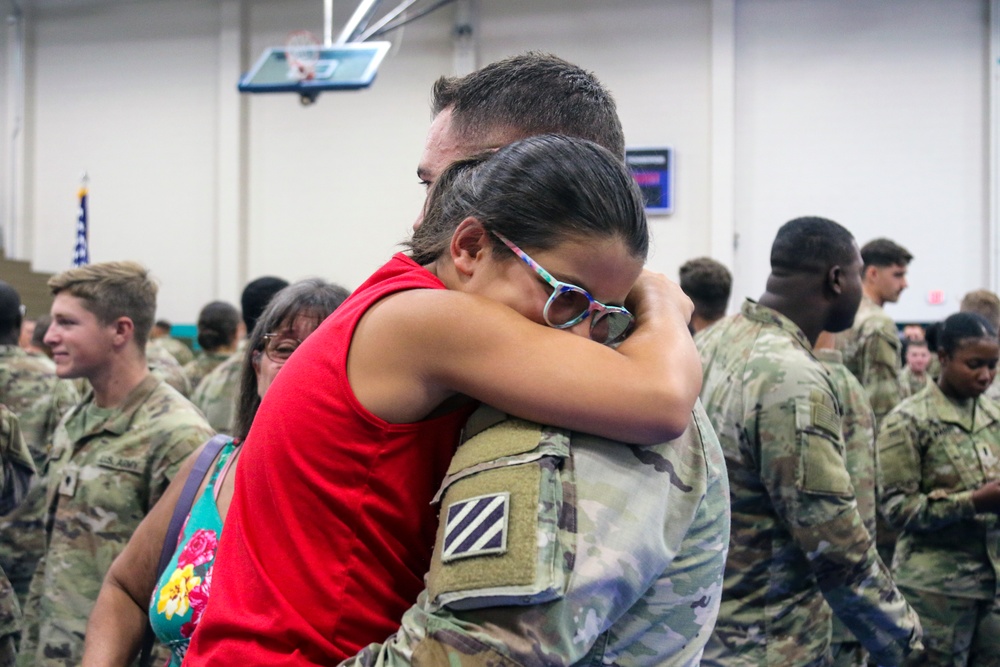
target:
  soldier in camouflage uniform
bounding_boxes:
[192,278,286,434]
[344,400,729,667]
[698,217,922,667]
[182,300,241,391]
[16,262,213,667]
[878,312,1000,666]
[814,336,880,667]
[149,320,194,366]
[899,340,932,400]
[834,237,912,425]
[0,282,80,604]
[0,405,36,667]
[338,54,721,666]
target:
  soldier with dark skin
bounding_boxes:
[879,312,1000,667]
[697,217,922,666]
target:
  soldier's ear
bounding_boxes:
[826,265,844,297]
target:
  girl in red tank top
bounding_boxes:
[185,135,703,666]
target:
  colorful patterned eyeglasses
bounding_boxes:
[491,230,635,346]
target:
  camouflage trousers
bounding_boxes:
[899,586,1000,667]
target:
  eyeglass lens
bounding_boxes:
[547,290,632,345]
[264,336,300,362]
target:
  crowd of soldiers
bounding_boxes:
[0,51,998,667]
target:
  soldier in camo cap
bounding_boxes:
[697,217,922,666]
[16,261,213,667]
[878,312,1000,666]
[833,237,913,426]
[0,282,79,604]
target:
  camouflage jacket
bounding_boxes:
[151,336,195,366]
[877,383,1000,600]
[191,342,246,435]
[0,347,79,603]
[813,349,879,651]
[146,343,191,397]
[17,374,213,667]
[898,366,931,400]
[182,351,232,395]
[697,299,921,667]
[0,406,34,667]
[342,401,730,667]
[833,295,903,424]
[0,346,79,465]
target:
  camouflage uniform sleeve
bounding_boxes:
[0,408,35,516]
[15,553,44,666]
[756,389,921,666]
[858,324,903,424]
[876,411,977,532]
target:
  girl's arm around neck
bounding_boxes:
[348,272,700,445]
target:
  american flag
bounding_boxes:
[73,183,89,266]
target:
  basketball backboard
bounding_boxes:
[238,41,392,100]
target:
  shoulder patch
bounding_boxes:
[442,492,510,563]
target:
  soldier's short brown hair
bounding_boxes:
[960,289,1000,332]
[679,257,732,321]
[431,52,625,158]
[860,238,912,270]
[48,261,157,348]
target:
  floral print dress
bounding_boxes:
[149,441,236,666]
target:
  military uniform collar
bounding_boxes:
[0,345,26,358]
[66,373,163,441]
[926,380,1000,432]
[740,299,814,354]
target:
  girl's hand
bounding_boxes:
[627,270,694,327]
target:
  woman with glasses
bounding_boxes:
[81,278,349,666]
[185,134,704,666]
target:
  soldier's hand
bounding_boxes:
[971,479,1000,514]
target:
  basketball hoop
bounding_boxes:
[284,30,322,81]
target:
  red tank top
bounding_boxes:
[185,254,477,665]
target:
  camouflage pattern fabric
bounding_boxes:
[151,336,195,366]
[146,343,191,397]
[898,366,931,400]
[0,406,31,667]
[814,349,879,667]
[190,342,246,436]
[0,346,79,604]
[181,351,231,395]
[697,299,921,667]
[833,295,903,424]
[342,401,730,667]
[17,375,213,667]
[983,376,1000,403]
[877,383,1000,664]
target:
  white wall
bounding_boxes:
[0,0,994,325]
[733,0,988,322]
